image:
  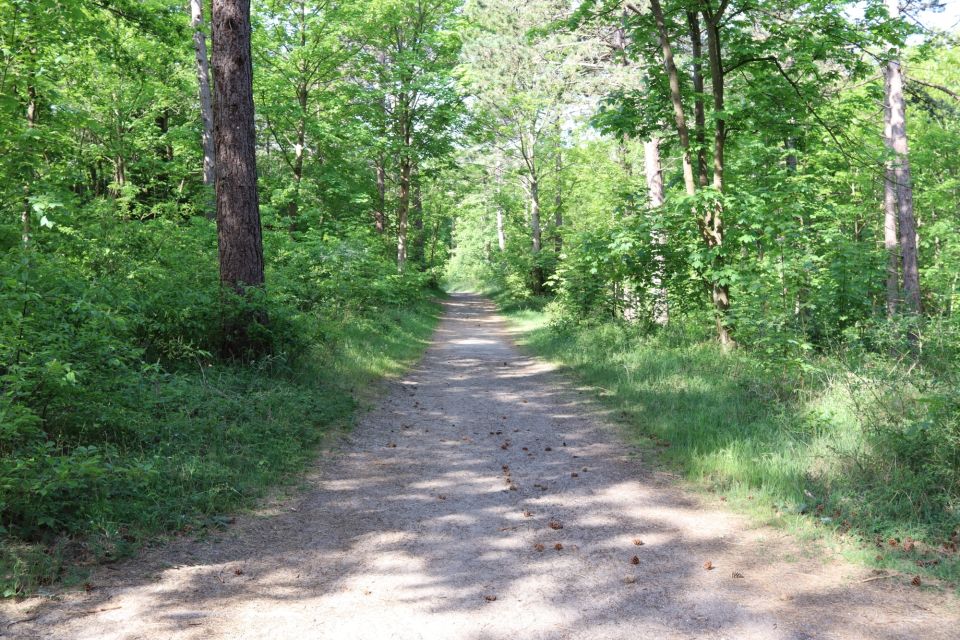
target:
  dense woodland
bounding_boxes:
[1,0,959,594]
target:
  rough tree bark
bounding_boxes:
[191,0,216,191]
[883,71,900,317]
[211,0,265,340]
[884,0,921,314]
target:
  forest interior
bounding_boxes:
[2,0,960,634]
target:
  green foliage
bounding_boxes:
[504,306,960,584]
[0,200,441,595]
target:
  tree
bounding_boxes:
[459,0,596,293]
[212,0,266,352]
[882,0,922,316]
[358,0,463,271]
[191,0,216,191]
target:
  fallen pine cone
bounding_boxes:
[484,594,497,602]
[623,575,636,584]
[554,543,563,551]
[704,561,714,571]
[911,575,922,586]
[633,539,644,546]
[534,543,545,552]
[731,571,744,579]
[548,520,563,530]
[630,555,640,565]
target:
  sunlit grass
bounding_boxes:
[500,305,960,588]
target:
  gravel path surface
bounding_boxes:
[3,293,957,639]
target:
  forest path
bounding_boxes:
[3,293,958,639]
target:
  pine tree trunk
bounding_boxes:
[882,71,900,317]
[212,0,265,301]
[883,12,920,313]
[191,0,216,190]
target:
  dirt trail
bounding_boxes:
[3,293,957,639]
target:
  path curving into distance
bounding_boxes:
[3,293,957,639]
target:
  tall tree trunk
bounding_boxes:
[22,81,37,252]
[554,149,563,254]
[374,155,386,233]
[529,175,544,294]
[397,155,411,271]
[645,138,669,326]
[288,84,307,220]
[883,71,900,317]
[704,9,734,348]
[191,0,216,190]
[212,0,265,296]
[412,164,425,267]
[648,0,696,196]
[687,10,709,188]
[495,162,506,251]
[884,0,921,315]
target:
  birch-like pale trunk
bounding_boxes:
[645,138,669,326]
[495,162,506,251]
[191,0,216,189]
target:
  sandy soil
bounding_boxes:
[2,293,957,640]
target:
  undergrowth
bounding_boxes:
[492,295,960,589]
[1,213,443,597]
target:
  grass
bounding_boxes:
[494,299,960,589]
[0,295,443,597]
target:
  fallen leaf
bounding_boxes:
[633,539,644,546]
[233,569,244,576]
[731,571,744,579]
[623,575,637,584]
[571,472,579,478]
[437,495,446,500]
[544,447,552,452]
[523,510,533,517]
